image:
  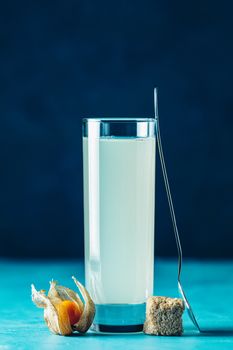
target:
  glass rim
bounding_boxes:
[82,117,156,123]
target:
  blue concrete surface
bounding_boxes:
[0,259,232,349]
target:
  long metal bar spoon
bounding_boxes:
[154,88,201,332]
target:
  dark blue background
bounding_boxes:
[1,0,233,259]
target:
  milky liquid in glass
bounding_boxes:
[83,136,155,330]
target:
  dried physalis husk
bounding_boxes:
[31,276,95,336]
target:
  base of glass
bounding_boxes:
[91,323,143,333]
[91,303,145,333]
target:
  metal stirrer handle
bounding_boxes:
[154,88,201,332]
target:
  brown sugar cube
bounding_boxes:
[143,296,185,336]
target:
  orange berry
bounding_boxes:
[58,300,82,326]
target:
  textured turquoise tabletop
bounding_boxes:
[0,259,233,349]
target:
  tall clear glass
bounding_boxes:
[82,118,156,333]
